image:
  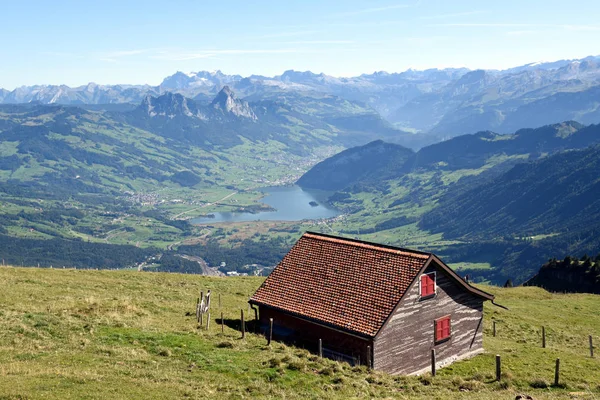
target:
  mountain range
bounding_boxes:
[3,55,600,148]
[297,121,600,283]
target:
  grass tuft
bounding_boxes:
[530,378,549,389]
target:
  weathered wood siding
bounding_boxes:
[258,306,373,365]
[373,261,485,375]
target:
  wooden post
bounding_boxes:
[318,339,323,358]
[241,310,245,339]
[366,345,371,369]
[495,354,501,382]
[200,290,205,326]
[196,297,200,322]
[431,349,436,376]
[590,335,594,358]
[542,326,546,348]
[268,318,273,346]
[206,312,210,330]
[493,321,496,337]
[554,358,560,386]
[221,312,224,334]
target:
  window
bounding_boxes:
[435,316,451,342]
[420,272,436,298]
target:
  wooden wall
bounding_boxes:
[373,261,485,375]
[258,305,373,365]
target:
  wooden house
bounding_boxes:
[249,232,495,375]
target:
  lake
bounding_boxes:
[190,185,341,224]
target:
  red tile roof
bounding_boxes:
[250,232,432,337]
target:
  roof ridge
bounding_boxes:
[303,232,431,260]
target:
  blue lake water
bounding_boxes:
[190,185,340,224]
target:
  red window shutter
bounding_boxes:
[436,322,443,341]
[421,273,435,297]
[435,316,451,341]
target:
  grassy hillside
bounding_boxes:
[0,267,598,399]
[294,123,600,284]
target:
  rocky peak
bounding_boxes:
[211,86,257,120]
[140,92,198,118]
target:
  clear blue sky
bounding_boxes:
[2,0,599,89]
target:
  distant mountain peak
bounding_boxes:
[211,86,257,120]
[217,85,234,97]
[140,92,201,118]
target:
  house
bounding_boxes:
[248,232,495,375]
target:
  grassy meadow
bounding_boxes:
[0,266,598,399]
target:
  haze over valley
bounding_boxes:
[2,51,600,284]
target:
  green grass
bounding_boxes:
[448,262,492,271]
[0,267,598,399]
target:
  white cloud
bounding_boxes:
[278,40,354,45]
[420,10,488,20]
[334,4,411,17]
[150,48,304,61]
[251,30,319,39]
[505,30,539,37]
[93,49,152,63]
[429,23,600,31]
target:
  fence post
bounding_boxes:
[221,311,224,334]
[554,358,560,386]
[241,310,245,339]
[318,338,323,358]
[268,318,273,345]
[590,335,594,358]
[431,349,436,376]
[493,321,496,337]
[196,297,200,322]
[542,326,546,348]
[495,354,501,382]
